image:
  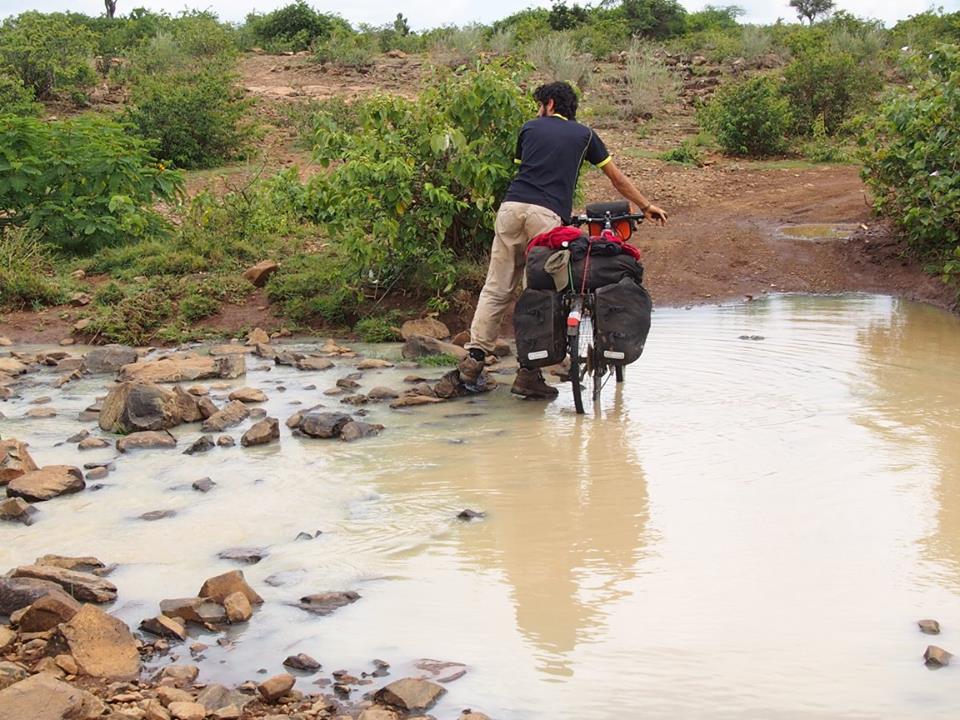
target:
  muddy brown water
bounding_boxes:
[2,293,960,718]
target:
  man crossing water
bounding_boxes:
[458,81,668,398]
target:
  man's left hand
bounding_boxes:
[645,205,668,225]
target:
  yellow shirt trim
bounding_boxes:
[551,113,569,121]
[596,155,613,169]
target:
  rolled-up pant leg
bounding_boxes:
[467,202,561,354]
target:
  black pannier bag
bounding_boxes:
[526,246,644,291]
[594,278,652,365]
[513,288,567,368]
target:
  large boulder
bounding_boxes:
[298,412,352,439]
[10,565,117,603]
[201,401,250,433]
[58,604,141,680]
[6,466,84,502]
[18,592,81,632]
[98,382,182,433]
[243,260,279,288]
[82,345,138,375]
[0,576,66,615]
[0,440,38,486]
[117,431,177,453]
[401,335,467,360]
[374,678,446,713]
[0,672,104,720]
[240,418,279,447]
[400,318,450,340]
[118,355,245,384]
[198,570,263,605]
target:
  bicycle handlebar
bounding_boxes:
[567,212,646,227]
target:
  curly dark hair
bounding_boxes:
[533,81,579,121]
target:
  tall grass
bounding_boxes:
[525,33,594,90]
[624,40,680,118]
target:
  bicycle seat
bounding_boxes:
[585,200,631,218]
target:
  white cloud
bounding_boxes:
[1,0,957,29]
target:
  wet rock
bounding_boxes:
[298,412,352,439]
[99,382,183,433]
[119,355,245,384]
[285,411,305,428]
[0,576,65,615]
[117,431,177,452]
[158,686,194,705]
[0,497,35,525]
[212,705,241,720]
[402,335,467,361]
[738,335,765,341]
[159,598,206,624]
[283,653,321,672]
[459,711,492,720]
[217,547,269,564]
[24,406,57,418]
[337,377,360,390]
[374,678,446,712]
[400,318,450,340]
[257,673,295,702]
[66,429,90,443]
[18,592,81,632]
[0,358,27,375]
[296,591,360,616]
[296,357,335,372]
[0,439,38,485]
[139,509,177,521]
[78,437,110,450]
[367,386,399,400]
[357,358,394,370]
[340,421,384,443]
[183,435,215,455]
[389,395,444,409]
[140,615,187,641]
[195,684,252,712]
[6,465,84,502]
[197,396,219,419]
[241,417,280,447]
[158,664,199,686]
[924,645,952,667]
[202,401,250,433]
[223,591,252,623]
[83,345,138,374]
[0,672,104,720]
[168,702,206,720]
[413,658,467,683]
[359,707,400,720]
[919,619,941,635]
[172,386,204,423]
[216,435,235,448]
[340,394,369,406]
[246,328,270,346]
[229,387,268,403]
[0,662,28,691]
[451,331,470,346]
[199,570,263,605]
[85,467,108,481]
[243,260,279,287]
[35,554,105,572]
[209,344,249,357]
[192,477,216,493]
[58,604,141,679]
[11,565,117,603]
[457,509,485,521]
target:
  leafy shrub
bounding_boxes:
[859,45,960,280]
[179,291,221,322]
[491,8,551,46]
[891,10,960,52]
[570,16,630,58]
[87,282,176,345]
[526,33,593,89]
[549,2,589,31]
[699,76,792,156]
[0,12,96,101]
[686,5,743,33]
[623,40,679,118]
[618,0,688,39]
[246,2,348,51]
[0,72,40,116]
[801,115,849,162]
[429,25,487,67]
[124,67,253,169]
[783,49,882,135]
[303,64,532,315]
[659,140,702,165]
[354,313,403,341]
[0,114,182,253]
[170,11,238,59]
[313,31,378,69]
[0,227,67,309]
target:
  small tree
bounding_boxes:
[789,0,835,25]
[393,13,410,36]
[104,0,117,19]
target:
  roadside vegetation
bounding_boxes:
[0,1,958,343]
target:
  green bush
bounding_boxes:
[0,114,182,253]
[354,314,402,341]
[0,72,40,116]
[525,33,593,90]
[801,115,849,162]
[623,39,680,118]
[246,2,349,51]
[783,49,882,135]
[890,10,960,52]
[87,281,176,345]
[859,45,960,281]
[699,76,792,156]
[124,67,253,169]
[659,140,703,165]
[313,30,378,69]
[303,64,532,315]
[618,0,687,39]
[0,12,96,101]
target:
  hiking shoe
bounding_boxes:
[457,354,486,385]
[511,368,559,399]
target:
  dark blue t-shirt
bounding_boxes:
[502,115,611,220]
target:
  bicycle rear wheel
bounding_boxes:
[615,364,625,383]
[568,334,584,414]
[592,351,604,403]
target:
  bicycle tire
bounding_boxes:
[615,364,625,383]
[569,334,585,414]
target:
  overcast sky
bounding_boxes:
[3,0,957,29]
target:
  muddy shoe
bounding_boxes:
[435,368,497,398]
[457,353,485,385]
[511,368,559,399]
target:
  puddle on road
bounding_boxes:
[777,223,860,241]
[3,294,960,719]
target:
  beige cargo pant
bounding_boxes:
[467,201,562,354]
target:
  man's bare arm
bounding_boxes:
[601,160,668,225]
